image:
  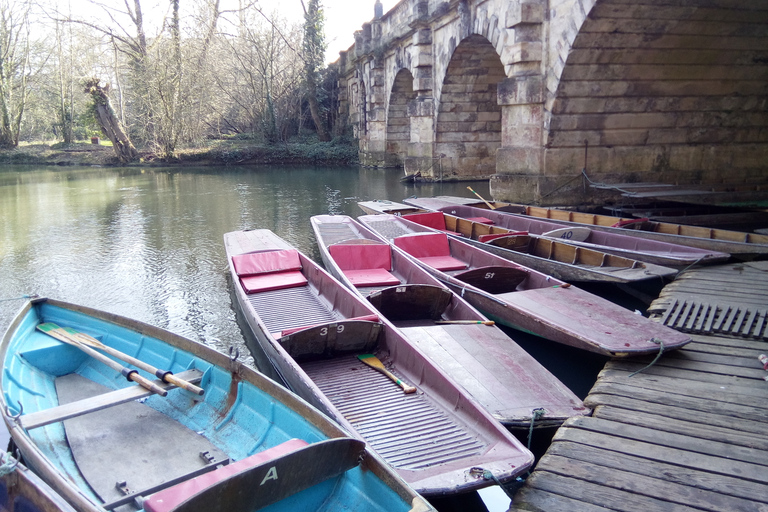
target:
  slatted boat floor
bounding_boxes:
[314,222,360,245]
[247,285,340,333]
[510,262,768,512]
[300,355,486,470]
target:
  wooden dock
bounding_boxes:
[510,261,768,511]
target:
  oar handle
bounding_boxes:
[121,368,169,397]
[467,186,496,210]
[66,329,204,396]
[435,320,495,326]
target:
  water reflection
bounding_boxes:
[0,164,490,368]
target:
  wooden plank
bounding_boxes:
[512,485,616,512]
[547,440,768,504]
[537,453,761,512]
[610,358,768,382]
[563,416,768,466]
[19,369,204,430]
[592,405,768,451]
[553,424,768,483]
[523,471,708,512]
[584,393,768,437]
[596,369,768,405]
[660,349,762,368]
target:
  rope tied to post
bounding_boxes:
[628,338,665,377]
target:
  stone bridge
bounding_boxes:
[336,0,768,205]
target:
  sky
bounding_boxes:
[260,0,397,63]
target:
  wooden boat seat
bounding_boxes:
[394,233,467,271]
[276,314,380,338]
[329,243,400,287]
[232,249,308,293]
[144,437,366,512]
[478,231,527,243]
[452,266,530,294]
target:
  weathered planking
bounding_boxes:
[547,441,768,506]
[591,405,768,451]
[584,393,768,437]
[511,263,768,512]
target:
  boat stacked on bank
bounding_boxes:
[310,214,588,428]
[359,202,677,284]
[223,228,534,496]
[1,298,435,512]
[357,213,692,357]
[406,195,768,259]
[402,198,730,268]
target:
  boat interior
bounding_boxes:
[3,302,402,511]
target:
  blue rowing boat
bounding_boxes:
[0,298,434,512]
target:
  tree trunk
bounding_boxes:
[85,79,139,163]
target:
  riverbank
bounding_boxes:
[0,138,360,167]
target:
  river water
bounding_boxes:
[0,164,492,363]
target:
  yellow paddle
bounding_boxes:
[467,186,496,210]
[358,354,416,394]
[435,320,495,325]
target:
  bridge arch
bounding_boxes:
[386,68,416,165]
[435,34,505,179]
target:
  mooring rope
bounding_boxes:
[0,294,37,303]
[527,408,546,451]
[628,338,665,377]
[0,453,18,477]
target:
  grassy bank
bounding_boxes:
[0,138,360,167]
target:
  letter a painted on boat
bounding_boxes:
[260,466,278,485]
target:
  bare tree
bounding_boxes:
[84,77,138,162]
[0,0,32,147]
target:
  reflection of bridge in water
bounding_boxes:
[336,0,768,206]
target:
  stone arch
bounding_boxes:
[386,68,416,165]
[545,0,768,184]
[435,34,506,179]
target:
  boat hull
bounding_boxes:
[224,229,534,495]
[1,298,431,512]
[310,214,589,428]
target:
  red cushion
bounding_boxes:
[144,439,309,512]
[403,212,447,230]
[344,268,401,287]
[329,243,391,271]
[419,255,467,271]
[478,232,527,243]
[393,233,451,258]
[240,271,308,294]
[232,250,302,277]
[466,216,494,225]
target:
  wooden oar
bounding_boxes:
[435,320,495,326]
[357,354,416,394]
[467,186,496,210]
[37,323,168,397]
[60,325,204,395]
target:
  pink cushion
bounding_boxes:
[232,250,302,277]
[344,268,401,287]
[144,439,309,512]
[240,271,307,294]
[466,216,494,225]
[419,255,467,271]
[403,212,447,230]
[329,243,391,271]
[478,232,527,243]
[393,232,451,258]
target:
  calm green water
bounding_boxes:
[0,164,490,366]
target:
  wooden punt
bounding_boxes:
[387,209,677,284]
[404,198,730,268]
[309,214,588,429]
[357,214,692,358]
[416,195,768,258]
[223,229,534,495]
[0,456,78,512]
[1,297,434,512]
